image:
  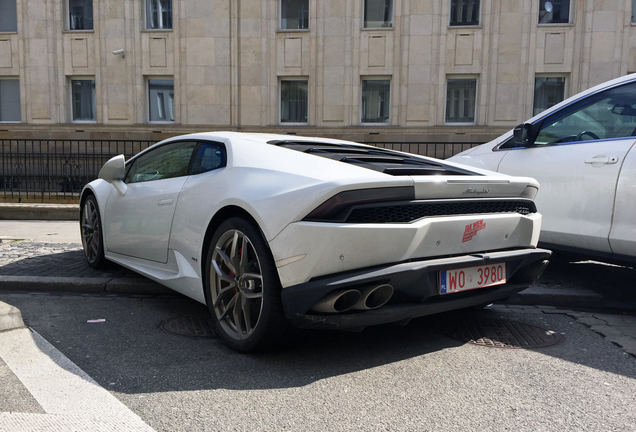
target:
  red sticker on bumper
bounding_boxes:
[463,219,486,243]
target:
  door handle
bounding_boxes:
[584,155,618,165]
[158,197,174,206]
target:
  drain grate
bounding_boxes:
[160,315,216,338]
[441,318,562,349]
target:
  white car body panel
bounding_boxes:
[104,176,187,263]
[271,212,541,288]
[449,73,636,262]
[496,139,634,252]
[610,144,636,256]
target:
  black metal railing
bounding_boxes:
[1,140,155,202]
[0,139,482,202]
[368,141,481,159]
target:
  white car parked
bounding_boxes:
[81,132,550,351]
[450,74,636,265]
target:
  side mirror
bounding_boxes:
[98,155,128,195]
[98,155,125,183]
[513,123,533,146]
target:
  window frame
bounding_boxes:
[70,77,97,123]
[147,78,175,123]
[498,78,636,151]
[280,0,310,31]
[190,141,228,175]
[362,0,393,29]
[449,0,481,27]
[0,0,18,33]
[145,0,173,30]
[531,80,636,147]
[444,76,478,125]
[124,140,197,184]
[67,0,94,31]
[538,0,571,25]
[124,140,227,184]
[279,78,309,125]
[0,78,21,123]
[533,75,567,117]
[360,77,391,125]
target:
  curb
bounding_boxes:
[0,276,172,295]
[0,204,78,221]
[0,301,25,331]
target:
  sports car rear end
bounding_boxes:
[265,140,550,330]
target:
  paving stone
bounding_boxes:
[612,326,636,338]
[588,325,626,338]
[593,314,636,326]
[574,316,609,327]
[0,242,143,279]
[607,337,636,356]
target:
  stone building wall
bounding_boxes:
[0,0,635,143]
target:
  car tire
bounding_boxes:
[206,217,295,352]
[80,195,107,269]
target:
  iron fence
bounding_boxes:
[0,139,482,202]
[1,139,155,202]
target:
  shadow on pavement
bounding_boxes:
[538,257,636,303]
[1,291,634,396]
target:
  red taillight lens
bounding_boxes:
[303,187,415,221]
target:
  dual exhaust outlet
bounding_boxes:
[311,284,394,314]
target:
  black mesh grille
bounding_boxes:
[345,200,536,223]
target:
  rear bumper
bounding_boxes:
[281,248,551,330]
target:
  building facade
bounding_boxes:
[1,0,636,143]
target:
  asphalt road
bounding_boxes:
[1,292,635,432]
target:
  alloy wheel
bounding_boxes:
[210,229,264,341]
[81,199,100,264]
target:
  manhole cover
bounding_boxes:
[160,315,216,338]
[442,318,562,349]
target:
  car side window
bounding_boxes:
[125,141,197,183]
[191,142,227,175]
[534,81,636,146]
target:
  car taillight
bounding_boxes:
[303,187,415,222]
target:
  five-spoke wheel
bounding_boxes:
[206,217,293,352]
[80,195,106,268]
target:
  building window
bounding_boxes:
[450,0,480,26]
[281,0,309,30]
[446,78,476,123]
[534,76,566,116]
[0,79,20,122]
[149,79,174,122]
[71,79,96,121]
[361,79,390,123]
[280,80,308,123]
[363,0,392,28]
[69,0,93,30]
[539,0,570,24]
[146,0,172,30]
[0,0,18,32]
[632,0,636,24]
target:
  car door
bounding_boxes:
[609,143,636,257]
[103,140,198,263]
[495,80,636,253]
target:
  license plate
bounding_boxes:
[439,263,506,295]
